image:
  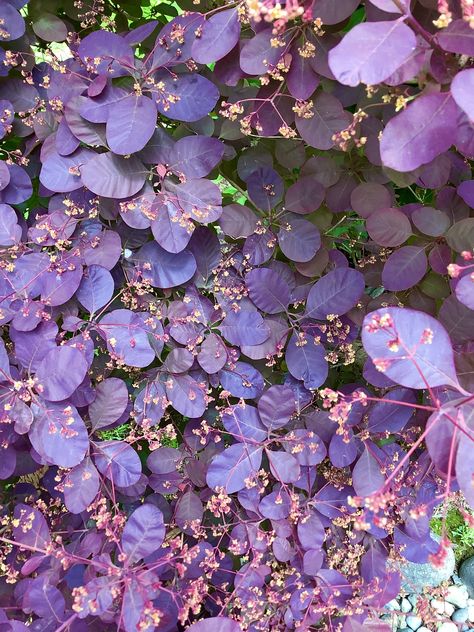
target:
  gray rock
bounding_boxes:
[408,594,419,608]
[416,628,431,632]
[401,597,412,613]
[397,535,455,594]
[459,556,474,598]
[431,598,455,616]
[437,623,458,632]
[445,584,469,608]
[452,607,469,623]
[385,598,399,611]
[405,614,422,630]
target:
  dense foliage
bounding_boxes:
[0,0,473,630]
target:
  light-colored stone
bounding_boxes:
[386,598,399,611]
[398,615,407,628]
[445,584,469,608]
[460,556,474,598]
[417,628,431,632]
[468,604,474,622]
[452,607,469,623]
[408,594,419,608]
[437,623,458,632]
[401,597,412,613]
[431,598,455,617]
[406,614,422,630]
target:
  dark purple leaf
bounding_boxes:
[286,332,328,390]
[30,402,89,467]
[36,346,88,401]
[278,216,321,263]
[192,8,241,64]
[362,307,459,389]
[106,95,157,155]
[94,440,141,487]
[306,268,365,319]
[246,268,291,314]
[63,457,100,513]
[207,444,263,493]
[80,152,146,199]
[382,246,427,291]
[168,136,224,178]
[220,310,270,346]
[122,504,165,562]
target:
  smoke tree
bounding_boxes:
[0,0,473,630]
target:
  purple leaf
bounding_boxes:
[313,0,360,24]
[258,385,295,430]
[352,447,385,496]
[366,208,412,246]
[455,274,474,310]
[277,215,321,263]
[246,268,291,314]
[168,136,224,178]
[134,240,196,289]
[240,29,289,75]
[219,361,265,399]
[306,268,365,319]
[187,618,242,632]
[175,490,203,532]
[152,13,204,68]
[13,504,51,549]
[0,3,25,41]
[198,333,227,373]
[411,206,450,237]
[76,265,114,313]
[33,13,67,41]
[78,30,134,74]
[367,388,416,433]
[122,504,165,562]
[247,167,283,211]
[286,332,328,390]
[36,346,88,401]
[329,21,416,86]
[106,95,157,155]
[94,440,142,487]
[207,444,263,493]
[0,203,21,246]
[89,378,129,430]
[80,152,146,199]
[380,93,458,171]
[296,93,350,151]
[40,148,95,193]
[99,309,156,368]
[219,203,257,238]
[267,449,301,483]
[63,457,100,513]
[362,307,459,389]
[220,310,270,346]
[436,19,474,56]
[154,71,219,122]
[175,178,222,223]
[30,402,89,467]
[166,374,206,418]
[192,8,241,64]
[285,176,325,214]
[382,246,427,291]
[297,511,325,550]
[222,404,267,443]
[451,69,474,121]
